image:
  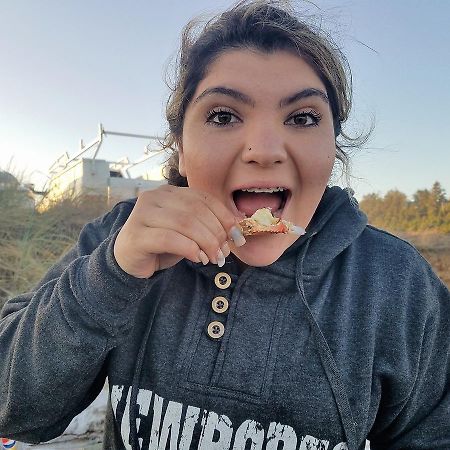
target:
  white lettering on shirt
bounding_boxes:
[111,385,347,450]
[232,419,264,450]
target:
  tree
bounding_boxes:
[360,181,449,233]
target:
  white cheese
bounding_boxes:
[250,208,278,226]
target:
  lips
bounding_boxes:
[232,187,290,217]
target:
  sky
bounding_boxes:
[0,0,449,200]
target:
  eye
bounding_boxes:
[206,108,241,127]
[285,110,322,127]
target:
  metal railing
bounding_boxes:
[48,124,165,179]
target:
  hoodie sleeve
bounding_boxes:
[0,200,156,443]
[369,254,450,449]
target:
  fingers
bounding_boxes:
[145,228,204,266]
[151,186,235,239]
[136,186,245,265]
[116,185,246,277]
[114,227,197,279]
[139,205,221,265]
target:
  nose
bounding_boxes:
[241,122,287,166]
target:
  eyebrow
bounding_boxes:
[193,86,329,108]
[194,86,255,106]
[279,88,329,108]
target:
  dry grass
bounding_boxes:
[0,187,109,309]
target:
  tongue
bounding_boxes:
[234,191,283,217]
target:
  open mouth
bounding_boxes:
[232,187,291,218]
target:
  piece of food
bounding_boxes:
[238,208,305,236]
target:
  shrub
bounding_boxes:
[0,185,109,309]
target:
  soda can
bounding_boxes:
[1,438,19,449]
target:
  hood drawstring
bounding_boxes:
[129,292,164,450]
[295,235,358,450]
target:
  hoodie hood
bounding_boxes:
[282,186,367,261]
[301,186,368,274]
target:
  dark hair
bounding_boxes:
[162,0,365,187]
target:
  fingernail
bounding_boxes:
[291,225,306,236]
[230,226,246,247]
[221,241,230,257]
[217,249,225,267]
[199,250,209,265]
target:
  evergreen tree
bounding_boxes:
[360,181,449,233]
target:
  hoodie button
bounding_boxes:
[212,296,229,313]
[207,321,225,339]
[214,272,231,289]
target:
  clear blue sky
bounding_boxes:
[1,0,449,199]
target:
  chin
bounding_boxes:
[230,233,298,267]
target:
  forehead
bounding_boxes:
[194,49,326,99]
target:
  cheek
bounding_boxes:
[182,148,225,189]
[182,129,232,183]
[298,138,335,182]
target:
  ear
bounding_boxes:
[178,140,186,177]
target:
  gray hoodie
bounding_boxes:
[0,187,449,450]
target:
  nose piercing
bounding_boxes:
[248,147,252,151]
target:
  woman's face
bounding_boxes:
[179,49,336,266]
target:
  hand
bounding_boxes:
[113,185,246,278]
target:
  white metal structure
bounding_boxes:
[44,124,166,206]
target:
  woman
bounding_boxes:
[0,1,449,449]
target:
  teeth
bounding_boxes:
[242,187,285,193]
